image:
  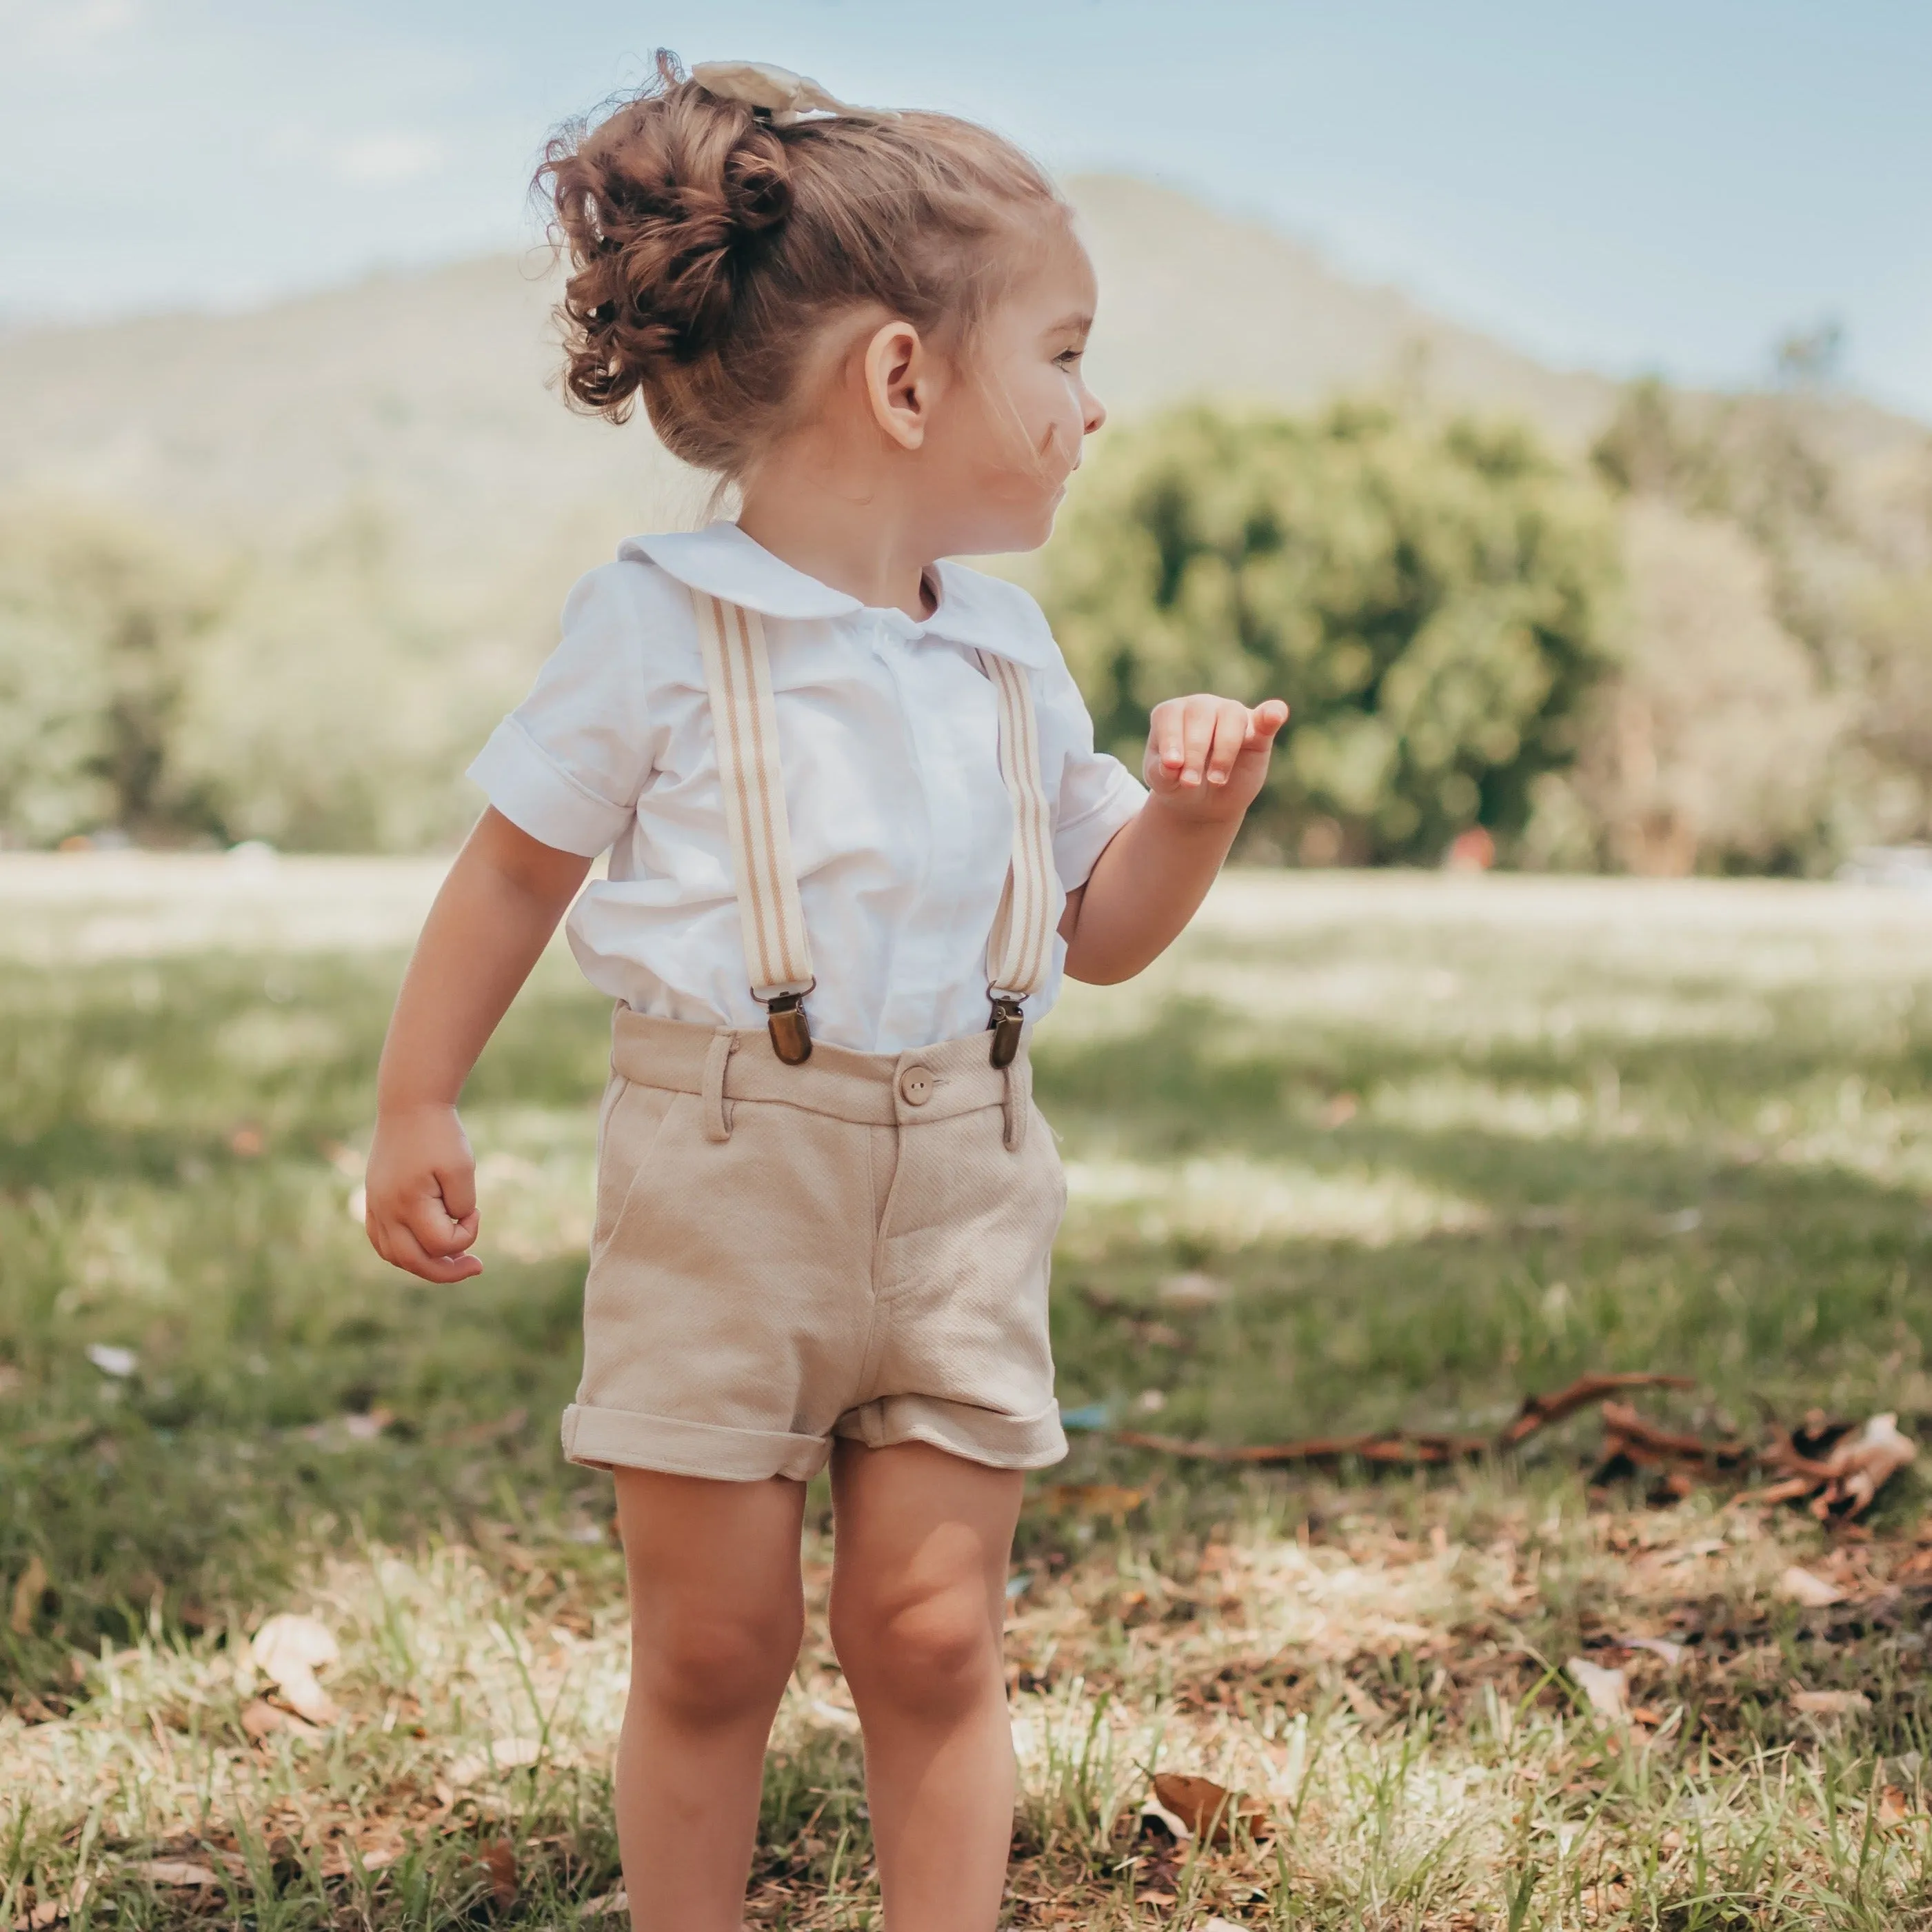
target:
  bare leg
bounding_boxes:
[827,1440,1025,1932]
[612,1468,807,1932]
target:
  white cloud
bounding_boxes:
[330,132,446,185]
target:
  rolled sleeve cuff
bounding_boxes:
[467,717,633,857]
[1054,764,1148,890]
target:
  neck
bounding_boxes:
[735,440,935,619]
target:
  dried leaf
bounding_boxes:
[1617,1636,1689,1666]
[447,1735,546,1784]
[1878,1785,1916,1826]
[10,1554,48,1636]
[1567,1656,1630,1722]
[250,1614,339,1724]
[578,1889,628,1918]
[1149,1771,1269,1845]
[132,1861,221,1888]
[241,1698,296,1740]
[1766,1411,1919,1518]
[12,1880,88,1931]
[806,1699,861,1733]
[1792,1688,1871,1716]
[251,1613,338,1680]
[1822,1413,1916,1517]
[479,1840,517,1910]
[1779,1566,1846,1608]
[1038,1483,1147,1518]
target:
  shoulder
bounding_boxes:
[569,543,703,637]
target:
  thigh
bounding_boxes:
[614,1467,809,1635]
[827,1440,1025,1628]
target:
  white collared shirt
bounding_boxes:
[468,522,1147,1054]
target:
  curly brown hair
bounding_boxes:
[534,52,1069,479]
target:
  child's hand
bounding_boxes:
[1144,695,1290,823]
[364,1103,483,1282]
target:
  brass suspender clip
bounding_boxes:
[987,995,1025,1069]
[765,992,813,1065]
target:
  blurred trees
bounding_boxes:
[1578,376,1932,869]
[0,499,514,852]
[1041,402,1618,863]
[0,502,223,845]
[3,377,1928,875]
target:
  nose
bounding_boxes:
[1083,384,1107,436]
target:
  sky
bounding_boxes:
[3,0,1929,419]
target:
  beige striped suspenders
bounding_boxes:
[692,593,817,1063]
[978,650,1056,1067]
[692,590,1056,1069]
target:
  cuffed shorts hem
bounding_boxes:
[561,1396,1069,1482]
[561,1402,829,1482]
[834,1393,1069,1471]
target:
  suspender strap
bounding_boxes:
[980,650,1056,1067]
[693,592,816,1063]
[693,590,1055,1074]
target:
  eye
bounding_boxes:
[1054,346,1085,368]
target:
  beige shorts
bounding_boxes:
[560,1007,1070,1482]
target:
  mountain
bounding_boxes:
[0,172,1920,601]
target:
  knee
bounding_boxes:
[834,1585,998,1718]
[632,1598,801,1728]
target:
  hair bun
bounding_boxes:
[640,97,792,363]
[541,52,794,408]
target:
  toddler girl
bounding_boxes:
[365,52,1287,1932]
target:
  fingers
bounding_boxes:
[436,1158,477,1226]
[1152,696,1287,790]
[1151,696,1230,789]
[1246,698,1290,745]
[375,1218,485,1285]
[365,1181,483,1284]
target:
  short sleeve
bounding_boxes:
[467,563,661,856]
[1037,656,1147,891]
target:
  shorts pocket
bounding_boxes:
[590,1080,681,1265]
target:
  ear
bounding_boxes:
[861,319,932,451]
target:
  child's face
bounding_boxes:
[924,222,1107,556]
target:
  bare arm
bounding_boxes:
[365,806,593,1282]
[1061,694,1289,985]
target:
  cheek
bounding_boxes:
[1000,376,1083,483]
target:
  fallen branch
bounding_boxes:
[1111,1373,1693,1469]
[1110,1378,1918,1518]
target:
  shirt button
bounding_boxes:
[898,1065,934,1107]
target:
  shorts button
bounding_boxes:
[898,1065,934,1106]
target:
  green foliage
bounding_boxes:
[1587,376,1932,867]
[0,502,224,845]
[1043,401,1620,863]
[0,498,522,853]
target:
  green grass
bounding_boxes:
[6,861,1932,1929]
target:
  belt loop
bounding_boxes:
[1002,1054,1029,1154]
[701,1028,737,1143]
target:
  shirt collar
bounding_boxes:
[620,522,1056,671]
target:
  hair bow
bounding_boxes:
[689,59,873,126]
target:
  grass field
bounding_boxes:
[8,856,1932,1929]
